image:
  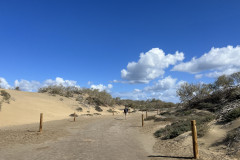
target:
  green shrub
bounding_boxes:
[76,107,83,112]
[223,107,240,122]
[0,90,11,102]
[144,115,156,121]
[95,105,103,112]
[154,112,215,139]
[75,96,83,102]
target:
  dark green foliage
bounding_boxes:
[15,87,20,91]
[154,120,190,139]
[0,90,11,102]
[76,107,83,112]
[144,115,156,121]
[219,127,240,156]
[223,107,240,122]
[95,105,103,112]
[154,112,215,139]
[38,85,78,97]
[69,113,78,117]
[86,97,105,106]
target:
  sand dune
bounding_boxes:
[0,89,120,128]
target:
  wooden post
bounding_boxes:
[74,112,76,122]
[191,120,199,159]
[142,114,144,127]
[39,113,43,132]
[113,111,114,116]
[157,109,159,115]
[146,110,148,118]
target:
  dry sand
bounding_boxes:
[1,89,239,160]
[0,89,121,128]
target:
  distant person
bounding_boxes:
[124,107,128,119]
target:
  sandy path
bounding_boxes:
[0,114,153,160]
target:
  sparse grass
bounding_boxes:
[154,111,215,139]
[223,107,240,122]
[75,96,83,102]
[144,115,156,121]
[220,127,240,156]
[107,109,114,113]
[95,105,103,112]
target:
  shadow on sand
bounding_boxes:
[148,155,193,159]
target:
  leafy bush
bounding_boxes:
[38,85,79,98]
[76,107,83,112]
[0,90,11,103]
[95,105,103,112]
[69,113,78,117]
[75,96,83,102]
[154,112,215,139]
[221,127,240,156]
[223,107,240,122]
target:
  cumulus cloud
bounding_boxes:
[121,48,184,84]
[112,76,185,103]
[13,77,80,92]
[0,77,11,89]
[14,80,41,92]
[90,84,113,92]
[144,76,177,92]
[172,46,240,77]
[195,74,203,79]
[43,77,79,88]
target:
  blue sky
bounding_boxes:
[1,0,240,102]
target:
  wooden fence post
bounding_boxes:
[191,120,199,159]
[74,112,76,122]
[39,113,43,132]
[146,110,148,118]
[142,114,144,127]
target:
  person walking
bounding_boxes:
[124,107,128,119]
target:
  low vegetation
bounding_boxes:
[95,106,103,112]
[154,111,215,139]
[223,107,240,122]
[0,90,11,111]
[221,127,240,156]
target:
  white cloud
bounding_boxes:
[112,76,185,103]
[43,77,79,88]
[13,77,80,92]
[0,77,11,89]
[172,46,240,77]
[121,48,184,84]
[195,74,203,79]
[14,80,41,92]
[205,67,240,78]
[90,83,113,92]
[87,81,92,85]
[144,76,177,92]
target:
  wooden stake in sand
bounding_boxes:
[146,110,148,119]
[142,114,144,127]
[191,120,199,159]
[39,113,43,132]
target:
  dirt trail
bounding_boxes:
[0,114,154,160]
